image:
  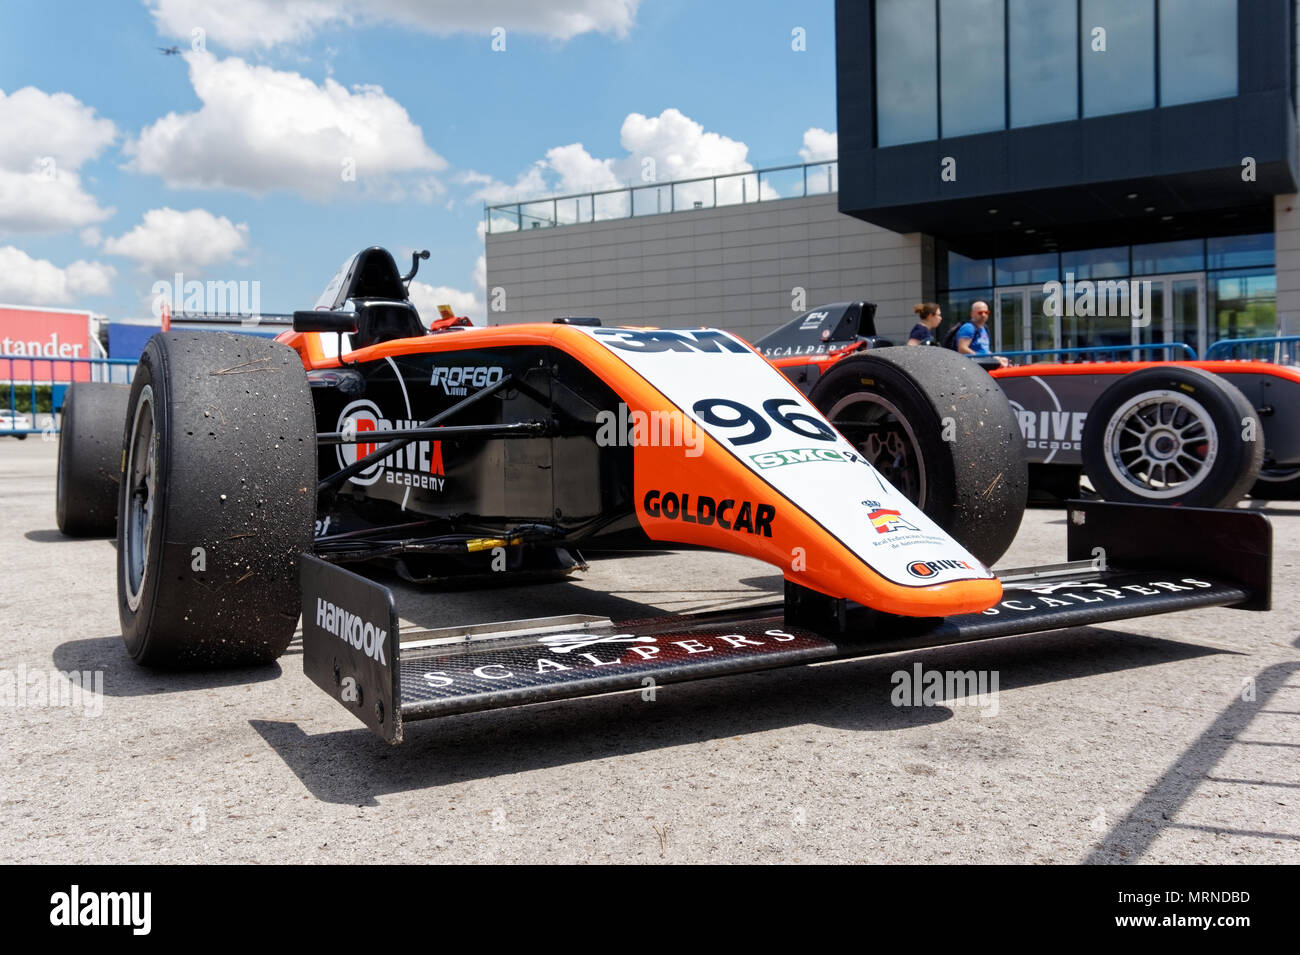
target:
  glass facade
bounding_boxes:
[1081,0,1155,118]
[1212,271,1277,340]
[1160,0,1238,107]
[937,234,1276,358]
[940,0,1006,137]
[1010,0,1078,127]
[1131,239,1205,275]
[874,0,1239,143]
[876,0,938,146]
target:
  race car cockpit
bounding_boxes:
[294,246,443,350]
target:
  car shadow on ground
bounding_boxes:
[250,626,1233,805]
[50,636,283,694]
[25,528,115,544]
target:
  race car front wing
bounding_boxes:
[299,500,1270,743]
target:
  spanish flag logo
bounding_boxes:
[866,506,920,535]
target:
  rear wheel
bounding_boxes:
[1081,366,1262,507]
[808,347,1027,566]
[1250,466,1300,500]
[56,382,131,537]
[118,332,317,668]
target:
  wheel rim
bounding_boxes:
[826,393,927,506]
[1255,466,1300,484]
[1102,389,1217,499]
[123,386,156,611]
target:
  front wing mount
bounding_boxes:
[300,501,1270,743]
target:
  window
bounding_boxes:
[1082,0,1155,117]
[873,0,1243,144]
[1160,0,1237,107]
[1131,239,1204,274]
[944,249,994,289]
[1010,0,1078,127]
[996,252,1060,285]
[940,0,1006,137]
[1060,245,1128,278]
[1207,233,1273,270]
[876,0,938,146]
[1211,270,1277,341]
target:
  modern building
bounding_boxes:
[486,0,1296,356]
[481,165,928,346]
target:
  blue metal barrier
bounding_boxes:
[1204,335,1300,364]
[1,354,137,437]
[994,342,1199,363]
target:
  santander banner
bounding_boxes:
[0,306,95,383]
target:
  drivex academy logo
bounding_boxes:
[337,399,445,490]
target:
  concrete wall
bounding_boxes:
[484,193,926,344]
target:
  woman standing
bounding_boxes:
[908,302,942,346]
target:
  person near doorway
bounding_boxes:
[907,302,942,345]
[955,301,1010,367]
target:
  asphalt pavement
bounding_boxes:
[2,438,1296,863]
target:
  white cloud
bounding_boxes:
[0,87,117,172]
[798,127,837,163]
[462,165,550,205]
[102,207,249,274]
[126,51,444,199]
[0,87,117,234]
[0,169,115,235]
[408,280,483,325]
[619,109,751,183]
[147,0,639,49]
[466,107,765,215]
[473,253,486,294]
[0,246,115,305]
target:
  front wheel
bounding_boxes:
[1081,366,1262,508]
[118,332,317,668]
[808,348,1027,566]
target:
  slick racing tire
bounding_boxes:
[1251,466,1300,501]
[56,382,131,537]
[118,332,316,669]
[808,347,1027,566]
[1081,366,1262,508]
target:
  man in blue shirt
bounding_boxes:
[955,301,1009,367]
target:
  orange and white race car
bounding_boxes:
[53,250,1273,742]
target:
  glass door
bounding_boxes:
[1137,272,1205,358]
[1169,275,1205,357]
[995,289,1026,354]
[995,284,1055,358]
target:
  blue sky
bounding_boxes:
[0,0,836,322]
